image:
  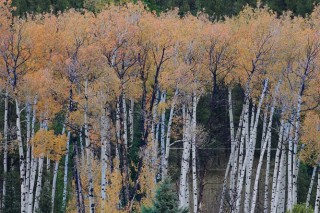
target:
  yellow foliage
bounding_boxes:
[300,111,320,166]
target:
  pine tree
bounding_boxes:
[142,178,188,213]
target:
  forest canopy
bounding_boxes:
[0,0,320,213]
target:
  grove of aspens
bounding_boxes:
[1,0,320,212]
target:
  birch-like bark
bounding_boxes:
[27,97,37,213]
[129,98,134,144]
[100,114,110,212]
[62,132,71,211]
[272,124,287,213]
[250,79,277,213]
[315,167,320,213]
[292,90,303,207]
[179,105,191,209]
[15,99,26,213]
[191,93,198,213]
[263,122,272,213]
[287,117,294,211]
[33,156,44,213]
[25,101,31,207]
[51,123,66,213]
[85,79,95,213]
[230,107,245,208]
[2,90,8,207]
[160,91,166,179]
[115,101,121,161]
[306,165,317,209]
[163,88,178,179]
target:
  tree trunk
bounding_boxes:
[51,123,66,213]
[15,99,27,213]
[2,91,8,207]
[100,113,110,212]
[306,165,317,209]
[315,166,320,213]
[85,79,95,213]
[160,91,166,179]
[191,93,198,213]
[179,105,191,209]
[270,118,284,213]
[62,132,71,212]
[163,88,178,179]
[33,156,44,213]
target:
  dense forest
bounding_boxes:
[1,0,320,212]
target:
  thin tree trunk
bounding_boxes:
[27,97,37,213]
[16,99,26,213]
[85,79,95,213]
[33,156,44,213]
[51,123,66,213]
[160,91,166,179]
[315,166,320,213]
[306,165,317,209]
[250,79,277,213]
[100,113,110,212]
[163,88,178,179]
[191,93,198,213]
[179,105,191,209]
[62,132,71,211]
[2,90,8,207]
[270,118,284,212]
[129,98,134,145]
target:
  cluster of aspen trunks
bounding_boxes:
[1,0,320,212]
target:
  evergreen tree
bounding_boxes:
[142,179,188,213]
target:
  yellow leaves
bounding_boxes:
[300,111,320,166]
[31,130,67,160]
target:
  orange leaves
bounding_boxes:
[300,111,320,166]
[31,129,67,160]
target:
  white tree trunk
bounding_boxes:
[160,91,166,179]
[100,114,110,212]
[129,98,134,144]
[25,101,31,207]
[287,118,294,211]
[306,165,317,209]
[163,88,178,178]
[33,156,44,213]
[51,123,66,213]
[250,79,277,213]
[315,167,320,213]
[179,105,191,209]
[15,99,27,213]
[85,79,95,213]
[270,118,284,213]
[62,131,71,211]
[191,93,198,213]
[2,91,8,207]
[27,97,37,213]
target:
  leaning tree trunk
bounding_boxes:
[250,79,277,213]
[306,165,317,209]
[51,123,66,213]
[162,88,178,179]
